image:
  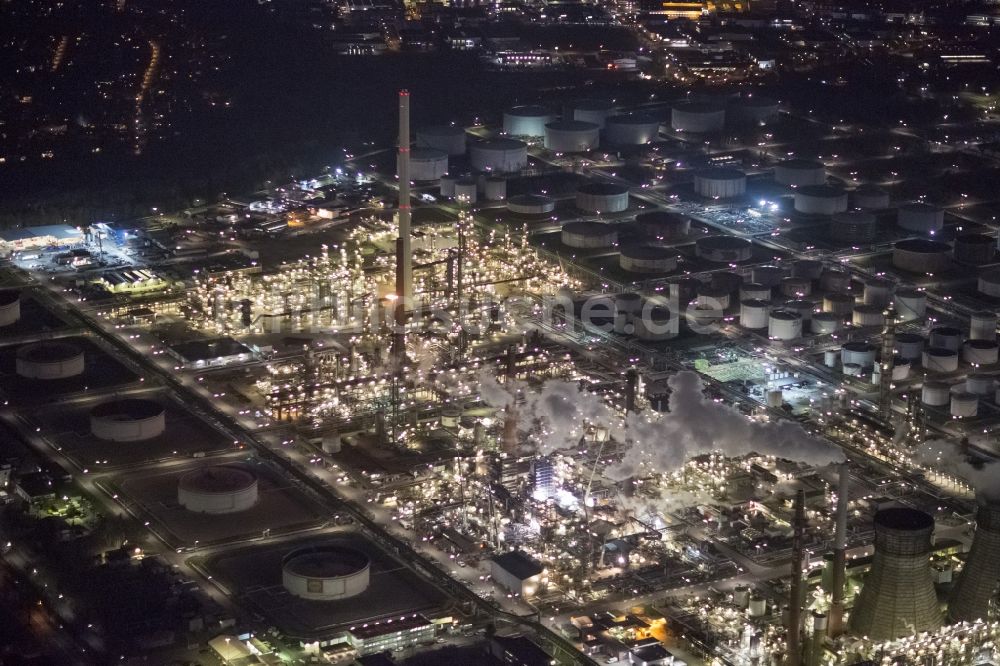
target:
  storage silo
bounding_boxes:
[847,508,943,641]
[503,105,554,137]
[544,120,600,153]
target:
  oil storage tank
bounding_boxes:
[561,221,617,249]
[696,236,752,263]
[178,464,259,514]
[897,203,944,235]
[727,94,779,126]
[752,265,785,287]
[16,342,85,379]
[923,347,959,373]
[863,278,893,307]
[544,120,600,153]
[768,309,802,340]
[90,399,166,442]
[893,239,951,274]
[740,299,770,329]
[794,185,848,215]
[922,381,950,406]
[282,545,371,601]
[620,245,678,273]
[507,194,555,216]
[894,288,926,321]
[469,139,528,173]
[853,305,885,328]
[605,114,662,145]
[503,105,553,138]
[569,99,615,128]
[671,102,725,133]
[416,125,466,156]
[576,183,628,213]
[0,291,20,327]
[954,233,995,265]
[694,168,747,199]
[979,268,1000,297]
[964,339,999,365]
[830,211,876,244]
[635,211,689,241]
[851,185,890,210]
[774,159,826,187]
[407,148,449,181]
[847,508,943,641]
[970,311,997,341]
[895,332,925,360]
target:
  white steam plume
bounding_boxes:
[914,438,1000,500]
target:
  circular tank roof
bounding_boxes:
[506,105,551,117]
[778,158,825,170]
[874,507,933,531]
[895,239,950,253]
[797,185,845,198]
[91,399,164,420]
[563,221,615,236]
[696,167,746,180]
[607,113,661,124]
[410,148,448,160]
[474,138,527,151]
[546,120,599,131]
[179,465,257,495]
[283,545,370,579]
[578,182,628,195]
[957,233,993,246]
[0,290,19,306]
[698,235,752,250]
[17,341,81,363]
[621,245,676,260]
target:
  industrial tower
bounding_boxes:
[948,498,1000,623]
[394,89,413,362]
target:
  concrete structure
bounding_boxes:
[507,194,555,216]
[407,148,449,181]
[605,114,662,145]
[954,233,995,264]
[740,299,770,329]
[830,211,876,243]
[694,168,746,199]
[503,105,553,137]
[848,508,943,641]
[696,236,752,263]
[794,185,848,215]
[469,139,528,173]
[949,500,1000,622]
[90,399,166,442]
[561,222,617,249]
[894,288,926,321]
[768,310,802,340]
[620,246,678,273]
[0,291,20,327]
[416,125,466,155]
[893,239,951,273]
[979,269,1000,297]
[964,340,999,365]
[544,120,600,153]
[774,159,826,187]
[576,183,628,213]
[671,102,725,133]
[923,348,959,373]
[178,465,259,514]
[634,211,690,241]
[851,185,890,209]
[16,342,85,379]
[897,203,944,234]
[281,544,371,601]
[491,550,544,597]
[569,99,615,128]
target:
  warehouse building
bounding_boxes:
[491,551,545,597]
[0,225,84,254]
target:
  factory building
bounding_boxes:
[0,224,84,254]
[167,337,256,369]
[491,551,545,597]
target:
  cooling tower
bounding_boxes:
[848,508,943,641]
[948,499,1000,623]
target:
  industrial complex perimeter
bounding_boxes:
[12,2,1000,666]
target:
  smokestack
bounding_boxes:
[806,612,826,666]
[948,498,1000,623]
[827,462,849,637]
[879,307,896,417]
[786,489,805,666]
[848,508,943,640]
[502,403,518,454]
[396,90,413,306]
[625,368,638,413]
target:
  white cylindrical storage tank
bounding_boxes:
[893,239,952,274]
[90,399,166,442]
[507,194,555,216]
[895,332,925,361]
[792,259,823,280]
[615,292,643,319]
[503,105,553,138]
[768,309,802,340]
[820,268,851,293]
[570,99,615,128]
[561,221,617,249]
[734,585,751,608]
[774,159,826,187]
[929,326,963,352]
[823,293,855,316]
[923,347,959,373]
[483,177,507,201]
[970,311,997,341]
[783,299,815,324]
[794,185,848,215]
[767,389,784,408]
[454,178,478,204]
[891,357,911,380]
[697,285,731,310]
[963,340,999,366]
[894,288,926,322]
[748,595,767,618]
[740,282,772,300]
[576,183,628,213]
[417,125,466,155]
[951,391,979,418]
[897,203,945,235]
[407,148,449,181]
[635,210,690,241]
[830,211,877,244]
[282,545,371,601]
[178,464,259,514]
[728,94,779,126]
[710,271,742,294]
[544,120,600,153]
[694,168,747,199]
[824,349,839,367]
[812,311,843,334]
[842,342,877,369]
[16,342,85,379]
[752,265,785,287]
[0,291,20,327]
[635,306,674,341]
[671,102,725,133]
[979,269,1000,297]
[863,278,894,307]
[781,276,812,298]
[954,233,995,265]
[852,304,885,328]
[469,139,528,173]
[696,236,753,263]
[851,185,890,210]
[740,299,770,329]
[922,381,951,406]
[606,114,662,145]
[440,175,457,197]
[843,362,862,377]
[966,374,995,395]
[621,245,678,273]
